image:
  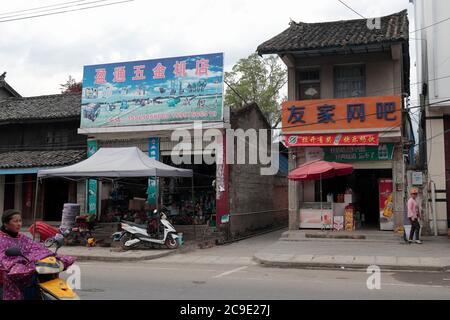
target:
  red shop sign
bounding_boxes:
[285,133,379,147]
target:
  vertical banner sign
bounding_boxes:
[379,179,394,231]
[147,138,160,205]
[87,140,98,215]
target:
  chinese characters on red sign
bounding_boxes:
[282,96,402,133]
[285,133,379,147]
[93,59,209,83]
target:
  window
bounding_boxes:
[334,65,366,98]
[298,69,320,100]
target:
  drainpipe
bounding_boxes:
[430,180,438,236]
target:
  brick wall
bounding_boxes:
[228,104,288,238]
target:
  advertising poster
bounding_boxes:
[87,140,98,215]
[379,179,394,231]
[81,53,224,128]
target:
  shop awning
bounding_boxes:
[37,147,193,178]
[288,160,353,181]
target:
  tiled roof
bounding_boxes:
[257,10,409,54]
[0,92,81,122]
[0,80,21,98]
[0,149,86,169]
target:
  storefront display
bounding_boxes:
[379,179,394,231]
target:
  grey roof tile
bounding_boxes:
[0,149,86,168]
[0,92,80,122]
[257,10,409,54]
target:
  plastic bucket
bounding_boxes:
[177,233,184,246]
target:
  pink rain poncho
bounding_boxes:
[0,230,75,300]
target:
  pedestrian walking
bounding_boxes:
[407,188,422,244]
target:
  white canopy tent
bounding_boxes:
[32,147,194,240]
[38,147,193,178]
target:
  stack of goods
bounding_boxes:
[61,203,80,231]
[344,205,354,231]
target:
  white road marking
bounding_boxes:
[213,266,248,279]
[76,263,218,272]
[383,283,450,289]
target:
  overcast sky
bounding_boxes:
[0,0,416,100]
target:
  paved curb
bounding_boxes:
[253,255,450,273]
[68,249,178,262]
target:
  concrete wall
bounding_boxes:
[228,106,288,237]
[413,0,450,233]
[425,114,448,234]
[415,0,450,106]
[294,51,398,99]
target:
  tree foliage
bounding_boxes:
[60,75,82,93]
[224,53,287,127]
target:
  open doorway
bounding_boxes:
[3,175,15,210]
[43,178,69,221]
[352,169,392,229]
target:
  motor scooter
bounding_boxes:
[5,239,80,300]
[113,210,180,250]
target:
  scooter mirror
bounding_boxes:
[54,236,64,254]
[5,247,22,257]
[153,209,158,214]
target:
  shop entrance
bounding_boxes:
[162,155,216,225]
[43,178,69,221]
[320,168,392,230]
[3,175,15,211]
[353,169,392,229]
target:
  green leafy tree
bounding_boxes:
[60,75,82,94]
[224,53,287,127]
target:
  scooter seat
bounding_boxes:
[122,221,147,229]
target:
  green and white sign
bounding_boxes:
[87,140,98,215]
[147,138,159,205]
[323,144,394,162]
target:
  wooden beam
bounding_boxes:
[281,54,296,68]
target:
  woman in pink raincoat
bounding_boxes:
[0,209,76,300]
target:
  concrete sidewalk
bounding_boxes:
[254,236,450,272]
[57,246,177,262]
[21,229,180,262]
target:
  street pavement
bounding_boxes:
[60,229,450,300]
[254,232,450,272]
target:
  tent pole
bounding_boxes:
[155,174,159,212]
[320,174,323,226]
[32,177,40,241]
[192,175,196,240]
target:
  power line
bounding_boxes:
[0,0,135,23]
[0,0,111,20]
[411,17,450,34]
[337,0,366,19]
[0,0,87,17]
